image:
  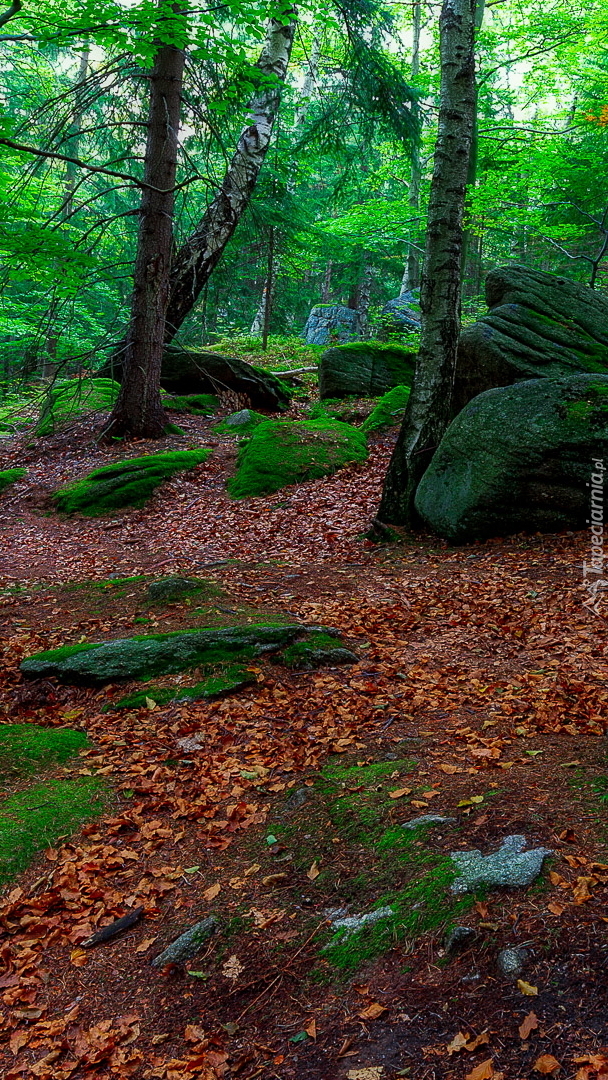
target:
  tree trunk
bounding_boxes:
[357,259,374,339]
[104,8,186,440]
[164,13,296,342]
[400,0,422,295]
[377,0,476,527]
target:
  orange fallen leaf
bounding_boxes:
[305,1019,317,1039]
[438,764,461,774]
[466,1058,494,1080]
[389,787,412,799]
[69,948,88,967]
[135,937,157,954]
[184,1023,206,1043]
[519,1012,539,1040]
[547,902,564,916]
[358,1002,388,1020]
[262,873,287,886]
[517,979,538,996]
[203,883,221,902]
[307,861,320,881]
[534,1054,561,1074]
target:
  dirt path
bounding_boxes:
[0,418,607,1080]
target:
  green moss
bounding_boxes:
[0,467,26,493]
[53,448,211,515]
[318,758,420,839]
[36,378,120,436]
[0,778,105,887]
[108,665,256,710]
[227,418,367,499]
[0,724,88,779]
[565,381,608,420]
[164,394,219,415]
[279,631,356,669]
[164,422,186,436]
[213,410,268,436]
[308,401,353,421]
[361,385,410,433]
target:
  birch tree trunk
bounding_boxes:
[104,7,186,439]
[164,12,296,341]
[377,0,476,527]
[400,0,422,295]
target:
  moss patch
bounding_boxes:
[0,778,105,887]
[53,448,211,515]
[278,631,358,669]
[227,418,367,499]
[164,393,219,415]
[0,467,26,493]
[0,724,88,781]
[361,385,410,433]
[108,665,256,710]
[36,378,120,436]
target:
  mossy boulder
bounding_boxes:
[361,385,411,434]
[146,576,218,603]
[415,374,608,542]
[227,418,367,499]
[36,378,120,436]
[319,342,416,400]
[20,623,340,685]
[213,409,267,436]
[109,666,256,709]
[53,448,211,515]
[454,265,608,415]
[164,393,218,415]
[0,467,26,493]
[160,348,291,411]
[279,631,358,669]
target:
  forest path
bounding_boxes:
[0,416,606,1080]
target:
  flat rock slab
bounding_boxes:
[20,624,340,685]
[450,835,553,894]
[151,917,217,968]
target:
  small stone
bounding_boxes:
[325,906,394,943]
[497,946,529,978]
[283,787,309,813]
[444,926,476,955]
[147,577,203,602]
[402,814,456,830]
[450,835,553,894]
[151,917,217,968]
[225,409,253,427]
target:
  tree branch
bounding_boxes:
[0,0,21,28]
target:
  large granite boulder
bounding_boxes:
[319,343,416,400]
[415,374,608,542]
[379,291,421,338]
[102,348,290,412]
[304,305,360,345]
[454,265,608,415]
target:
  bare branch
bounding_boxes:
[0,0,21,28]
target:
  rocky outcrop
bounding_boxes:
[319,343,416,400]
[303,305,360,345]
[415,374,608,542]
[379,291,421,338]
[454,265,608,415]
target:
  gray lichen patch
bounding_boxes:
[450,835,553,894]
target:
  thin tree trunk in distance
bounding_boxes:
[400,0,422,295]
[164,12,296,341]
[377,0,476,527]
[105,6,186,440]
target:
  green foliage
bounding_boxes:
[0,778,105,886]
[227,418,368,499]
[36,378,121,435]
[164,394,219,415]
[0,467,26,493]
[361,384,410,433]
[53,448,211,515]
[0,724,88,779]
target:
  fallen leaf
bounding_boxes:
[517,979,539,996]
[389,787,412,799]
[358,1002,388,1020]
[135,937,157,954]
[534,1054,561,1074]
[262,872,287,886]
[70,948,88,967]
[347,1069,384,1080]
[519,1012,539,1039]
[305,1019,317,1039]
[184,1023,206,1043]
[203,883,221,901]
[466,1059,494,1080]
[307,861,321,880]
[438,764,461,774]
[547,903,564,916]
[221,955,244,981]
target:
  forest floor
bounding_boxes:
[0,406,607,1080]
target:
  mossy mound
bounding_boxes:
[20,623,338,685]
[213,409,268,436]
[146,576,219,604]
[0,724,88,778]
[36,378,120,436]
[227,418,367,499]
[319,342,417,399]
[361,385,410,434]
[279,631,358,669]
[0,467,26,494]
[53,448,211,515]
[164,393,219,415]
[0,778,104,886]
[109,665,255,710]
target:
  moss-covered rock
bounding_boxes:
[319,342,416,400]
[53,448,211,515]
[146,576,216,603]
[415,374,608,542]
[161,348,291,411]
[164,393,219,415]
[0,467,26,493]
[20,623,339,685]
[108,665,256,709]
[213,409,268,436]
[361,385,411,434]
[454,265,608,415]
[279,631,358,669]
[228,418,367,499]
[36,378,120,436]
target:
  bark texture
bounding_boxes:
[378,0,476,526]
[105,15,185,440]
[164,13,296,341]
[400,0,422,295]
